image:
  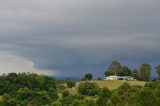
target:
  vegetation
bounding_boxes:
[78,82,99,96]
[78,80,146,90]
[66,80,75,88]
[1,61,160,106]
[139,63,151,81]
[105,61,154,82]
[81,73,93,81]
[105,61,131,77]
[0,73,58,106]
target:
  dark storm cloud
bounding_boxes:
[0,0,160,77]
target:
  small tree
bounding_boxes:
[97,87,111,106]
[66,80,75,88]
[84,73,93,81]
[78,82,99,96]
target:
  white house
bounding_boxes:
[105,75,134,81]
[105,75,118,80]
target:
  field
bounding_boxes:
[66,80,146,96]
[76,80,146,90]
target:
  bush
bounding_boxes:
[78,82,99,96]
[51,101,62,106]
[97,87,111,106]
[62,90,69,98]
[66,80,75,88]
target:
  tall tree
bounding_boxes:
[139,63,151,81]
[105,61,123,76]
[156,65,160,78]
[121,66,131,76]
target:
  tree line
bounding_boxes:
[105,61,160,81]
[81,61,160,81]
[0,73,58,106]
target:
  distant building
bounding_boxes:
[105,75,134,81]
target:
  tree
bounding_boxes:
[0,73,58,105]
[104,70,114,77]
[97,87,111,106]
[105,61,125,76]
[122,66,131,76]
[138,88,156,106]
[84,73,93,80]
[66,80,75,88]
[78,82,99,96]
[131,69,139,79]
[139,63,151,81]
[156,65,160,78]
[108,61,123,75]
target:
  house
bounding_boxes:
[105,75,118,80]
[105,75,134,81]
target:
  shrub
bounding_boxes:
[78,82,99,96]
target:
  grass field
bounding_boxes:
[76,80,146,90]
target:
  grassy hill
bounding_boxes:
[76,80,146,90]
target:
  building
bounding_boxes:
[105,75,118,80]
[105,75,134,81]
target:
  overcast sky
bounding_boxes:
[0,0,160,78]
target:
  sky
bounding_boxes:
[0,0,160,78]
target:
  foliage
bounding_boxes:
[139,63,151,81]
[144,81,160,89]
[104,70,114,77]
[51,101,62,106]
[97,87,111,106]
[62,90,70,98]
[131,69,139,79]
[107,61,123,75]
[105,61,132,77]
[78,82,99,96]
[84,73,93,81]
[66,80,75,88]
[0,72,58,106]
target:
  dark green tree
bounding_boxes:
[66,80,75,88]
[105,61,128,76]
[104,70,114,77]
[78,82,99,96]
[131,69,139,79]
[138,88,156,106]
[108,61,123,75]
[84,73,93,81]
[122,66,131,76]
[139,63,151,81]
[97,87,111,106]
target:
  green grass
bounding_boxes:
[77,80,146,90]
